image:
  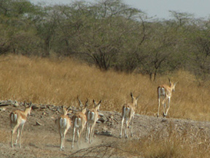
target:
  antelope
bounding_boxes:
[56,106,71,150]
[10,102,32,148]
[120,93,140,138]
[86,100,102,143]
[71,98,88,149]
[157,78,178,117]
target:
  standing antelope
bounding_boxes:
[71,98,88,149]
[120,93,140,138]
[86,100,102,143]
[10,102,32,148]
[157,78,178,117]
[56,106,71,150]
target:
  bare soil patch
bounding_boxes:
[1,103,210,158]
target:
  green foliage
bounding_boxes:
[1,0,210,81]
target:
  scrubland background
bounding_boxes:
[1,0,210,157]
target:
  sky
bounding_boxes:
[32,0,210,20]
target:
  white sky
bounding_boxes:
[32,0,210,20]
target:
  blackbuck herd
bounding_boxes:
[9,79,177,150]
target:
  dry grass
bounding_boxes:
[2,54,210,158]
[1,54,210,121]
[69,121,210,158]
[117,122,210,158]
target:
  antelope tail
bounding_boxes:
[10,112,17,123]
[59,118,67,128]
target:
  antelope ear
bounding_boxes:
[174,81,178,86]
[23,101,26,107]
[136,95,140,100]
[85,99,89,108]
[29,102,32,107]
[96,101,101,110]
[93,99,96,105]
[77,96,83,107]
[130,92,133,98]
[67,105,71,111]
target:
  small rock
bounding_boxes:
[0,107,6,111]
[35,121,42,126]
[13,100,19,107]
[98,112,104,117]
[101,130,112,136]
[32,105,40,110]
[161,118,168,123]
[97,116,107,123]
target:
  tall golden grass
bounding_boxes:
[1,54,210,121]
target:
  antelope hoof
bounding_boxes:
[163,113,167,117]
[157,113,159,117]
[13,143,19,147]
[125,135,128,139]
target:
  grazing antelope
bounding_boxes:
[10,102,32,148]
[86,100,102,143]
[56,106,71,150]
[71,98,88,149]
[157,78,178,117]
[120,93,140,138]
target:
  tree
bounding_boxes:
[189,24,210,82]
[74,0,146,70]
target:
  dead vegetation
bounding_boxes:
[1,55,210,157]
[1,55,210,120]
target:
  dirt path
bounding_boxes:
[1,103,210,158]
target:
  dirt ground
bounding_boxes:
[1,102,210,158]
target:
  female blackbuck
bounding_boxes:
[86,100,102,143]
[56,106,71,150]
[71,98,88,149]
[10,102,32,148]
[157,78,178,117]
[120,93,140,138]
